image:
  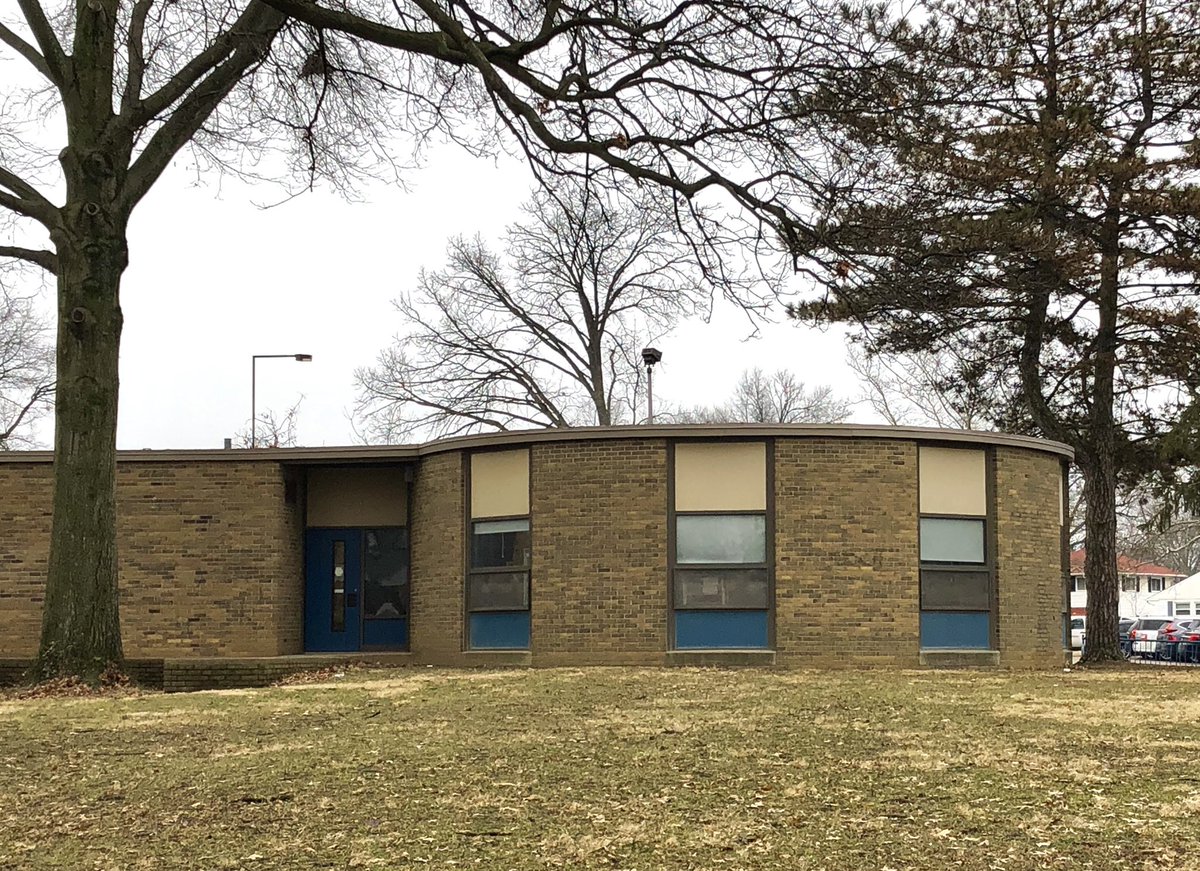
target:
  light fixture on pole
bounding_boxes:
[251,353,312,448]
[641,347,662,424]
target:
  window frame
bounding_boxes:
[466,514,532,614]
[917,444,997,651]
[667,439,775,650]
[463,447,534,651]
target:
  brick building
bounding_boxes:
[0,424,1071,676]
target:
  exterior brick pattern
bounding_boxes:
[0,460,303,658]
[531,439,668,664]
[995,447,1066,667]
[409,450,466,661]
[0,464,53,656]
[774,438,921,666]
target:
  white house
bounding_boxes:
[1069,550,1189,618]
[1146,571,1200,619]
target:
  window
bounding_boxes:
[1177,602,1192,616]
[1148,576,1166,593]
[470,518,531,569]
[919,518,985,564]
[676,515,766,564]
[1073,576,1087,593]
[672,441,771,650]
[361,527,411,649]
[363,528,409,620]
[1121,575,1138,592]
[468,519,531,645]
[467,450,532,650]
[918,446,992,650]
[674,568,770,609]
[672,515,763,619]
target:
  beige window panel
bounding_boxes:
[471,449,530,518]
[919,446,986,516]
[675,442,766,511]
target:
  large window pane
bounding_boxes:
[363,528,409,619]
[920,611,991,649]
[920,569,990,610]
[470,611,531,649]
[919,517,985,563]
[467,571,530,611]
[471,519,531,569]
[676,515,766,564]
[674,569,769,609]
[675,611,769,649]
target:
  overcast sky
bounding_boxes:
[22,142,865,450]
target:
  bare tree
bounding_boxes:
[0,0,857,679]
[356,181,750,440]
[234,398,303,448]
[673,368,850,424]
[846,347,998,431]
[0,289,54,449]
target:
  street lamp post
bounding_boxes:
[641,347,662,424]
[251,353,312,447]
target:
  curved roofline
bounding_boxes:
[0,423,1073,464]
[415,423,1072,458]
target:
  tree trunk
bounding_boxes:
[1079,205,1124,664]
[1079,453,1121,662]
[34,148,128,681]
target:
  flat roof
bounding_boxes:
[0,424,1074,464]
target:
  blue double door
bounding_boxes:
[305,528,409,652]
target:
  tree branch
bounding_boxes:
[0,20,51,79]
[121,8,287,211]
[17,0,68,86]
[125,4,286,128]
[259,0,470,63]
[0,245,58,273]
[120,0,155,115]
[0,166,58,227]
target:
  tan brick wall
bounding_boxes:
[995,447,1066,667]
[0,464,53,656]
[409,451,466,661]
[774,438,922,666]
[530,439,668,664]
[0,460,302,658]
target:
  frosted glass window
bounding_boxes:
[676,515,766,564]
[919,517,985,564]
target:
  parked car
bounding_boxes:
[1119,618,1135,656]
[1070,616,1086,650]
[1156,619,1200,661]
[1177,626,1200,664]
[1128,618,1173,658]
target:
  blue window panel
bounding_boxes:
[675,610,769,649]
[362,618,408,649]
[470,612,530,649]
[921,611,991,649]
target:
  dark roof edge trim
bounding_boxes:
[0,424,1074,465]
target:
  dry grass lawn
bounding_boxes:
[2,666,1199,870]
